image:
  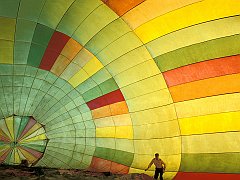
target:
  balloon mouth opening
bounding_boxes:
[0,115,48,166]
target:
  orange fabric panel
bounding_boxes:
[92,101,129,119]
[92,105,112,119]
[88,157,129,174]
[61,38,82,60]
[163,55,240,87]
[110,101,129,116]
[102,0,145,16]
[170,73,240,102]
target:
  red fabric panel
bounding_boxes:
[0,149,10,163]
[0,135,10,142]
[163,55,240,87]
[87,89,125,110]
[174,172,240,180]
[18,117,36,140]
[19,146,43,159]
[39,31,70,70]
[88,157,129,174]
[0,129,10,142]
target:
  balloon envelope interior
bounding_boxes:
[0,0,239,179]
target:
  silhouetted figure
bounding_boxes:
[145,153,166,180]
[20,159,29,167]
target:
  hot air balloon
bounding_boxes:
[0,0,239,179]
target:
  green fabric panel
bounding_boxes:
[73,4,118,46]
[85,18,131,55]
[13,65,26,75]
[154,34,240,72]
[56,0,102,36]
[99,78,119,95]
[15,19,36,42]
[94,147,134,166]
[82,85,102,102]
[14,41,31,64]
[75,78,97,94]
[5,150,12,164]
[27,43,46,67]
[0,0,20,18]
[91,68,112,84]
[21,144,46,152]
[180,153,240,173]
[18,0,45,21]
[17,116,29,140]
[94,147,115,161]
[1,75,13,86]
[0,17,16,41]
[21,140,47,146]
[32,23,54,46]
[38,0,74,29]
[13,116,21,141]
[113,149,134,167]
[0,141,5,145]
[0,64,13,75]
[82,78,119,102]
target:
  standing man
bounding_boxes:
[145,153,166,180]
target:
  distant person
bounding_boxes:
[145,153,166,180]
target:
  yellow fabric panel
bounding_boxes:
[127,89,173,112]
[94,116,114,128]
[22,127,45,141]
[146,16,240,58]
[0,145,10,154]
[83,57,103,76]
[129,168,177,180]
[122,0,200,29]
[0,17,16,41]
[68,68,89,87]
[106,46,152,76]
[5,116,14,140]
[131,153,181,172]
[115,139,134,153]
[175,93,240,118]
[97,32,143,65]
[0,120,12,140]
[0,40,14,64]
[18,147,37,163]
[134,0,240,43]
[115,126,133,139]
[130,104,177,126]
[21,123,42,140]
[96,127,115,138]
[96,126,133,139]
[17,148,26,160]
[134,137,181,155]
[121,74,167,100]
[180,111,240,135]
[14,149,21,164]
[182,132,240,153]
[51,55,71,76]
[114,59,160,88]
[21,134,47,143]
[73,48,94,67]
[0,128,9,139]
[61,38,82,60]
[133,120,180,139]
[113,114,132,126]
